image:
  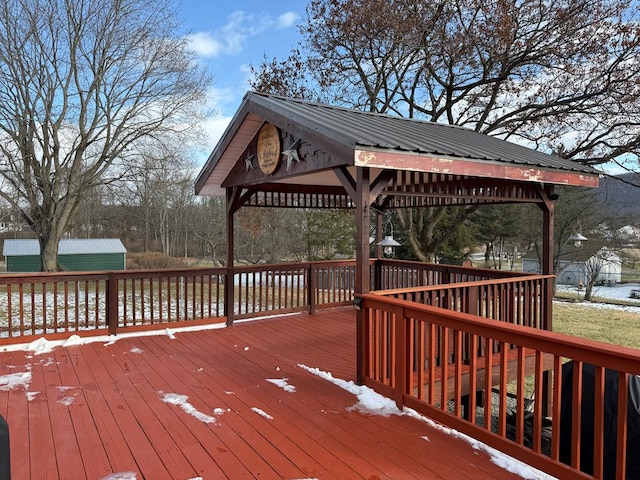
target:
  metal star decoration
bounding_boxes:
[244,153,255,171]
[283,138,301,170]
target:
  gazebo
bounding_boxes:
[195,89,598,371]
[194,92,626,479]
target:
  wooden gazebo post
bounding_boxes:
[540,184,555,415]
[225,186,242,327]
[355,167,371,384]
[540,185,555,330]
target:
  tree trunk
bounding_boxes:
[484,242,493,268]
[39,235,61,272]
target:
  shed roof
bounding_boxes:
[195,92,599,196]
[3,238,127,256]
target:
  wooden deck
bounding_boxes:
[0,308,526,479]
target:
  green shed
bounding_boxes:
[2,238,127,272]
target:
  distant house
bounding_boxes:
[2,238,127,272]
[617,225,640,246]
[523,246,622,286]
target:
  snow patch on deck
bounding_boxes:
[159,392,216,424]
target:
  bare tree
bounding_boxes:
[0,0,211,270]
[251,0,640,260]
[580,247,621,301]
[191,196,226,266]
[121,147,197,255]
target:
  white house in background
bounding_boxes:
[523,247,622,286]
[617,225,640,245]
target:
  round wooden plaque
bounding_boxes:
[256,123,281,175]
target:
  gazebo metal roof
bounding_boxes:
[195,91,599,199]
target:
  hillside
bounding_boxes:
[596,172,640,221]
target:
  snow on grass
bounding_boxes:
[556,283,640,312]
[159,392,216,424]
[266,377,296,393]
[251,407,273,420]
[299,363,556,480]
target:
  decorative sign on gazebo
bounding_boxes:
[256,123,281,175]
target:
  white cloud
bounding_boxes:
[277,11,301,29]
[207,86,238,110]
[204,115,233,152]
[187,9,300,59]
[188,32,224,58]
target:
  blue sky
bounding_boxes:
[174,2,628,176]
[175,1,307,163]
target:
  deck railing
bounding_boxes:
[374,259,530,291]
[0,268,228,339]
[0,260,366,340]
[357,292,639,480]
[0,260,549,341]
[374,274,554,330]
[2,259,636,479]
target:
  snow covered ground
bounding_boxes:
[556,282,640,313]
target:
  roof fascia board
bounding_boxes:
[354,148,599,188]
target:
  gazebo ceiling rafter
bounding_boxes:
[229,172,551,210]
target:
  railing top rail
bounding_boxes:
[372,274,555,296]
[357,292,640,375]
[0,270,112,283]
[376,258,536,277]
[0,266,231,282]
[229,259,363,273]
[0,258,536,286]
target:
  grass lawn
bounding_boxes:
[553,301,640,350]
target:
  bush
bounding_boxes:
[126,252,191,270]
[630,289,640,300]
